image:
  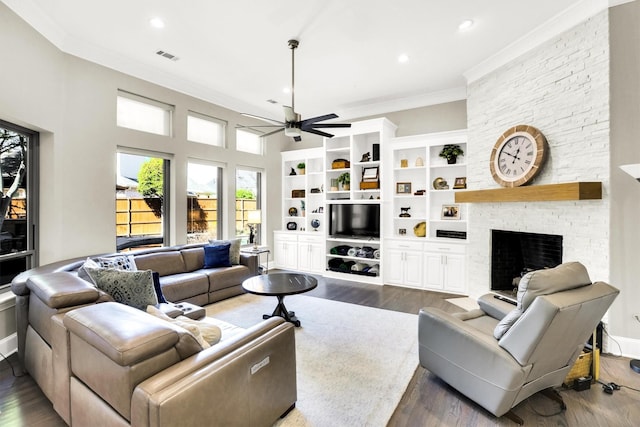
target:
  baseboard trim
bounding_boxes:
[608,335,640,359]
[0,332,17,357]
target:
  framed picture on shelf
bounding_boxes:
[441,204,461,220]
[453,177,467,189]
[396,182,412,194]
[362,166,379,181]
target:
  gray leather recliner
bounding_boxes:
[418,262,619,424]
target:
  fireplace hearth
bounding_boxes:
[491,230,563,292]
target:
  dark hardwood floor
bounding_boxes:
[2,273,639,426]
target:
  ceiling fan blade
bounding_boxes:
[303,122,351,129]
[259,128,286,137]
[300,113,338,126]
[241,113,284,126]
[303,128,334,138]
[237,124,283,129]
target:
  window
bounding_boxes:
[187,111,226,147]
[236,129,263,155]
[116,151,170,251]
[187,161,222,243]
[116,90,173,136]
[1,120,38,288]
[235,169,262,245]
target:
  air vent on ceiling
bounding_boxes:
[155,50,179,61]
[266,99,278,104]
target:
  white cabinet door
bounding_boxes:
[274,234,298,270]
[403,251,424,288]
[298,235,324,273]
[384,249,405,285]
[424,252,445,291]
[443,253,466,293]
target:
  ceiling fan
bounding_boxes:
[240,39,351,142]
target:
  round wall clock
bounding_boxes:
[489,125,548,188]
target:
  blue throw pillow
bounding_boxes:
[152,271,168,303]
[204,243,232,268]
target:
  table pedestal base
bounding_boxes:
[263,295,301,327]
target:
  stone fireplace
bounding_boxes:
[491,230,563,292]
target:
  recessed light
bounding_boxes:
[398,54,409,63]
[459,19,474,31]
[283,87,291,94]
[150,17,165,29]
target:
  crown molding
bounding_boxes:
[337,87,467,121]
[464,0,611,84]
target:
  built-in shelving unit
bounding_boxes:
[382,129,468,294]
[323,118,397,285]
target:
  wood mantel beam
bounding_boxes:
[454,182,602,203]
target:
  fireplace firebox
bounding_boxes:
[491,230,563,292]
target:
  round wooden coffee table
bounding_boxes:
[242,273,317,327]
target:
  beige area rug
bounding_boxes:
[206,294,419,427]
[445,296,479,311]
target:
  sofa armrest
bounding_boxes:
[27,272,100,309]
[131,317,296,427]
[239,253,259,276]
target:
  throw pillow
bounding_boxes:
[77,257,100,283]
[146,305,210,348]
[85,268,158,310]
[209,239,241,265]
[204,243,232,268]
[94,255,138,271]
[146,306,222,347]
[152,271,168,303]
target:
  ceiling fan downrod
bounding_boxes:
[288,39,298,113]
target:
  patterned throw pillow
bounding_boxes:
[94,255,138,271]
[209,239,241,265]
[85,268,158,310]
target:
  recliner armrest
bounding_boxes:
[477,293,516,320]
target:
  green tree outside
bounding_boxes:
[138,158,163,198]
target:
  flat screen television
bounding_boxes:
[329,203,380,239]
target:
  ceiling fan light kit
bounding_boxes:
[240,39,350,142]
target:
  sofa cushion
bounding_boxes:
[205,265,251,292]
[159,272,209,302]
[134,251,186,277]
[493,308,524,340]
[204,243,231,268]
[26,272,100,309]
[209,238,241,265]
[85,268,158,310]
[181,247,205,272]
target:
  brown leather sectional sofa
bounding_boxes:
[11,243,297,426]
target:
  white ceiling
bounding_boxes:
[4,0,615,122]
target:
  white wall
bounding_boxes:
[466,11,610,300]
[609,1,640,355]
[0,2,285,265]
